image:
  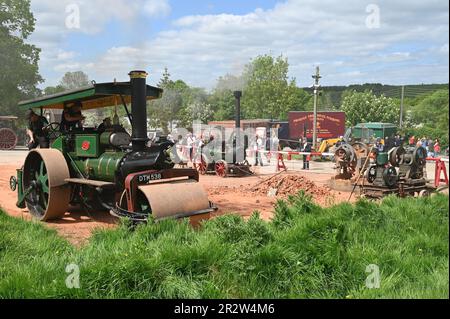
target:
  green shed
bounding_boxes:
[351,123,398,140]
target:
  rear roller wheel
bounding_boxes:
[193,154,208,175]
[22,149,70,221]
[0,128,18,150]
[215,160,228,178]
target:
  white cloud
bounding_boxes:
[29,0,448,88]
[144,0,171,17]
[56,50,76,61]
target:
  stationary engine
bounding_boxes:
[389,145,427,183]
[366,150,397,187]
[361,145,430,198]
[334,142,369,179]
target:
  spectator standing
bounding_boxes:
[427,143,434,157]
[434,139,441,157]
[421,137,428,149]
[428,138,433,151]
[302,139,311,170]
[254,134,264,166]
[186,133,195,161]
[409,135,415,146]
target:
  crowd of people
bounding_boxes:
[172,132,269,167]
[408,135,442,158]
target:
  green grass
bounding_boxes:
[0,193,448,299]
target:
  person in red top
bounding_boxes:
[434,139,441,157]
[409,135,415,146]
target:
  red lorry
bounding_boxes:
[288,111,346,140]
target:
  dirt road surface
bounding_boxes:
[1,149,446,245]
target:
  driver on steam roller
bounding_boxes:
[60,101,85,132]
[25,109,49,150]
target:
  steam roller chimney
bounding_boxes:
[129,70,149,152]
[234,90,242,129]
[233,91,242,163]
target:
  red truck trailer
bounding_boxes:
[288,111,346,140]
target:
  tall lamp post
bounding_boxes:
[312,66,321,150]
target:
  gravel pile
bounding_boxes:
[249,174,331,198]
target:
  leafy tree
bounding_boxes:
[407,89,449,132]
[43,85,66,96]
[60,71,90,90]
[208,74,243,121]
[178,87,213,128]
[149,69,188,132]
[341,90,399,126]
[403,89,449,147]
[158,67,172,88]
[241,54,309,120]
[0,0,42,117]
[209,89,235,121]
[215,73,246,92]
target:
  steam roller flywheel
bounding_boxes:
[22,149,71,221]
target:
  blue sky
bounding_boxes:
[28,0,449,89]
[61,1,281,60]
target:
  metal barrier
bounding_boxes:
[426,157,449,188]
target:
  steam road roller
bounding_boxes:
[10,70,216,223]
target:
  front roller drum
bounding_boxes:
[116,179,216,223]
[22,149,70,221]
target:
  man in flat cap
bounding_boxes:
[26,109,49,149]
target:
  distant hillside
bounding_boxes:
[303,83,449,109]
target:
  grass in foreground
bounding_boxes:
[0,193,448,298]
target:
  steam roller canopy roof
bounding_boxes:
[18,82,163,111]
